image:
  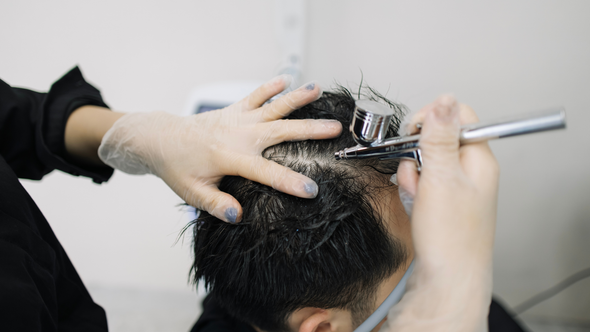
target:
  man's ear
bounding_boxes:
[298,310,331,332]
[297,309,350,332]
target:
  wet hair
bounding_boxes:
[189,87,408,331]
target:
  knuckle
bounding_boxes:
[267,103,284,117]
[488,158,500,177]
[420,138,459,162]
[208,192,228,212]
[268,120,290,141]
[303,119,316,138]
[421,132,459,149]
[459,103,479,123]
[269,168,289,190]
[281,94,297,109]
[188,191,207,210]
[460,103,475,113]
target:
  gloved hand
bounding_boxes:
[98,76,342,223]
[388,96,499,332]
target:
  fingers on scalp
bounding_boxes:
[189,184,243,223]
[258,119,342,147]
[258,81,322,122]
[236,156,318,199]
[241,75,293,111]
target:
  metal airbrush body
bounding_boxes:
[334,100,567,168]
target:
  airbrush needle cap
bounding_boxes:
[351,100,395,146]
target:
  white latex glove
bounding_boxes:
[98,76,342,223]
[387,96,499,332]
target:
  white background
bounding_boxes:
[1,0,589,328]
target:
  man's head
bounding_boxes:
[191,88,413,332]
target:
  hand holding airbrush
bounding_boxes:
[334,99,566,170]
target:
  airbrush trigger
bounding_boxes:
[380,122,425,171]
[380,122,424,171]
[379,149,423,172]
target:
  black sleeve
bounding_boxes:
[0,67,114,183]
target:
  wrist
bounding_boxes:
[418,258,492,324]
[65,105,125,165]
[388,260,492,332]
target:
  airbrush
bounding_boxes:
[335,99,567,169]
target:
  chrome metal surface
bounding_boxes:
[351,100,395,146]
[460,108,566,143]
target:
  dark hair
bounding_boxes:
[190,87,408,331]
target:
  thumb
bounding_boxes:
[187,183,243,223]
[395,160,419,216]
[419,95,462,173]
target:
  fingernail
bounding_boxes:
[438,94,456,107]
[434,95,457,120]
[314,84,324,101]
[304,181,319,197]
[435,104,452,119]
[225,207,238,223]
[390,174,398,185]
[298,81,320,92]
[297,81,323,101]
[321,119,342,131]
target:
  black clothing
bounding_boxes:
[0,67,113,183]
[192,294,526,332]
[489,298,528,332]
[0,67,112,331]
[191,295,256,332]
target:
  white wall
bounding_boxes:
[1,0,588,325]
